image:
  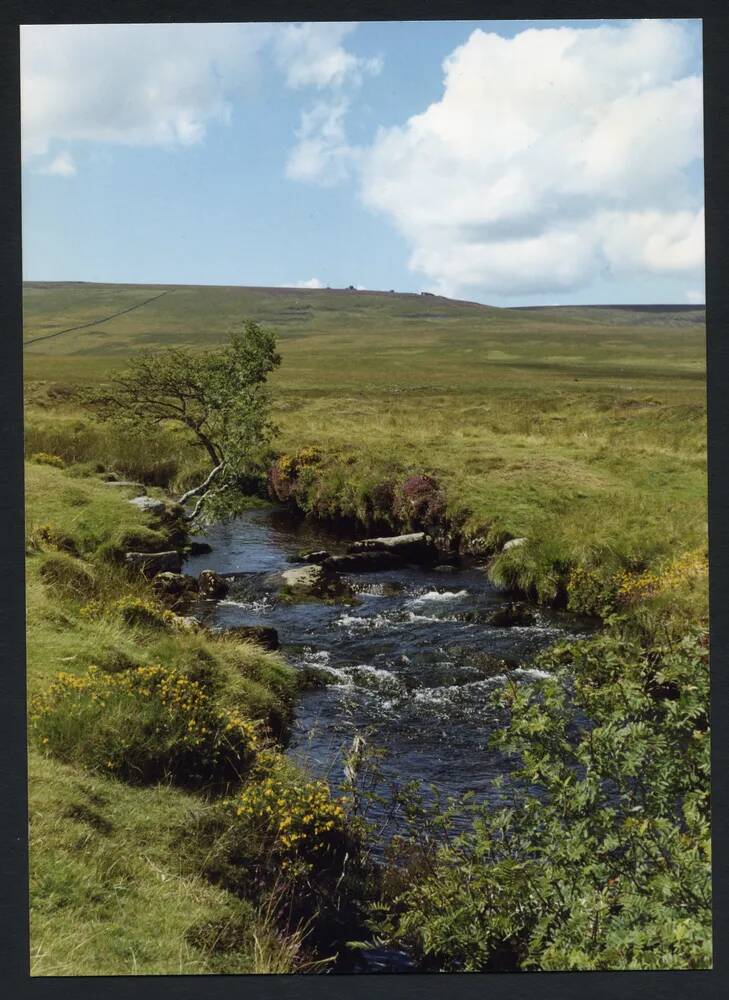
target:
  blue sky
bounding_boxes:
[21,19,704,305]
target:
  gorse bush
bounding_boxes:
[30,665,261,791]
[203,752,352,905]
[79,595,182,630]
[200,751,373,960]
[221,751,348,875]
[34,524,79,555]
[373,623,711,971]
[30,451,65,468]
[616,548,708,605]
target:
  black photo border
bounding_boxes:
[1,2,727,998]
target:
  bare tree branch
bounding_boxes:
[178,461,226,506]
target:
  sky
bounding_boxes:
[20,18,705,306]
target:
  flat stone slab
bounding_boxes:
[280,564,354,602]
[128,495,166,513]
[348,532,436,563]
[125,550,182,577]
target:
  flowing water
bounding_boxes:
[186,506,595,833]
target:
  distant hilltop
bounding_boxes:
[511,303,705,313]
[22,280,706,356]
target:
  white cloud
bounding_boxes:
[685,288,704,304]
[39,150,76,177]
[20,22,377,164]
[272,22,381,90]
[20,23,271,159]
[294,277,325,288]
[282,25,380,186]
[286,100,359,185]
[359,20,704,298]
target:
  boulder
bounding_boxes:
[502,537,527,552]
[152,572,199,600]
[348,532,437,563]
[281,564,327,592]
[125,550,182,578]
[198,569,229,599]
[128,495,166,514]
[280,564,354,602]
[188,541,213,556]
[226,625,279,651]
[324,551,404,572]
[296,549,330,564]
[433,564,458,574]
[488,602,536,628]
[297,665,338,690]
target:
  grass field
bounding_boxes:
[24,281,708,607]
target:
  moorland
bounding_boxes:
[23,282,711,973]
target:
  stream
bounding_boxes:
[185,507,594,833]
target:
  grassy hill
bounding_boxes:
[23,280,707,604]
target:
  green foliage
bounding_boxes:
[373,623,711,971]
[487,536,572,604]
[30,664,261,792]
[87,322,281,519]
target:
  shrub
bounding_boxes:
[616,548,708,606]
[567,563,622,615]
[80,595,183,630]
[395,474,446,530]
[267,448,322,502]
[224,753,347,873]
[38,553,96,600]
[205,752,350,900]
[30,452,65,468]
[30,665,261,791]
[373,624,711,971]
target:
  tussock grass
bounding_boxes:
[25,461,313,973]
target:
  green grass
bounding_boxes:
[24,458,311,974]
[22,281,707,600]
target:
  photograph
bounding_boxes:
[20,16,710,976]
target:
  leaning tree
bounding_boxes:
[88,321,281,520]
